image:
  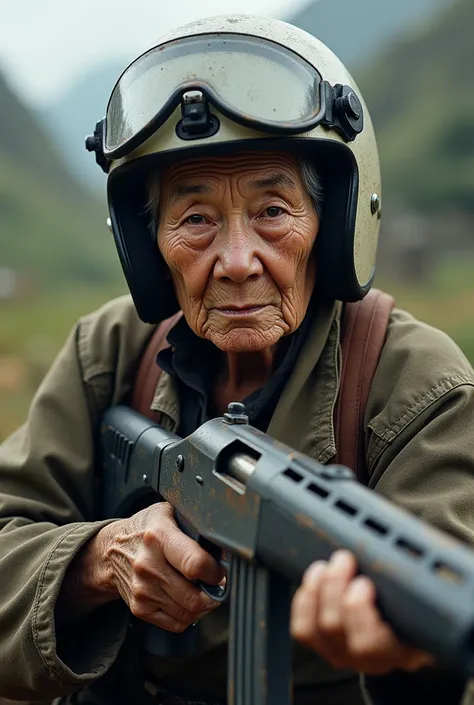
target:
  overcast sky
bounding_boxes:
[0,0,308,107]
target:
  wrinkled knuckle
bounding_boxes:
[132,555,151,578]
[131,583,153,605]
[130,573,154,602]
[181,554,204,582]
[142,526,160,548]
[129,596,150,621]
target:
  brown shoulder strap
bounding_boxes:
[334,288,395,484]
[131,311,182,422]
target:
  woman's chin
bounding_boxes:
[206,326,284,353]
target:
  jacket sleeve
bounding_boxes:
[0,299,150,700]
[362,309,474,705]
[366,309,474,546]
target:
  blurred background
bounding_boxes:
[1,0,473,440]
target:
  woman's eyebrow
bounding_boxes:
[169,183,211,205]
[249,173,297,190]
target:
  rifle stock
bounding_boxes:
[100,405,474,704]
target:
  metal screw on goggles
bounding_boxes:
[86,33,364,171]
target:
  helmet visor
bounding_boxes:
[105,33,323,157]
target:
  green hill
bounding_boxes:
[289,0,446,68]
[41,61,125,192]
[355,0,474,213]
[0,71,121,291]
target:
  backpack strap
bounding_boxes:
[334,288,395,484]
[131,311,182,423]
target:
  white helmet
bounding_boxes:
[87,15,382,323]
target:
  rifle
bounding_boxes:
[100,402,474,705]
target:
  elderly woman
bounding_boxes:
[0,13,473,705]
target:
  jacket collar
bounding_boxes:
[150,299,342,462]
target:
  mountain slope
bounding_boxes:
[356,0,474,212]
[0,71,121,290]
[288,0,447,67]
[41,61,126,191]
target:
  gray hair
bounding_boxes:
[146,155,324,236]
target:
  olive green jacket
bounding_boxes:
[1,294,474,704]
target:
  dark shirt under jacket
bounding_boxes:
[157,300,317,438]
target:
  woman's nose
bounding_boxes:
[213,227,264,282]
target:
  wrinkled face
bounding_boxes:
[157,151,320,352]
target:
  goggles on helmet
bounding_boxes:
[97,32,364,164]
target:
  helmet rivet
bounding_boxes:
[346,92,361,120]
[371,193,381,216]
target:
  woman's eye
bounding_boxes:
[186,214,208,225]
[263,206,284,218]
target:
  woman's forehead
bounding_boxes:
[160,151,302,189]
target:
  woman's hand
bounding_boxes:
[59,502,224,631]
[290,550,435,675]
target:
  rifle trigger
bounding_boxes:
[197,578,229,603]
[197,551,231,603]
[194,538,230,603]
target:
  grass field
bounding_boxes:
[2,256,474,441]
[379,255,474,362]
[0,284,125,439]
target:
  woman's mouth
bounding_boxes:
[215,305,267,316]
